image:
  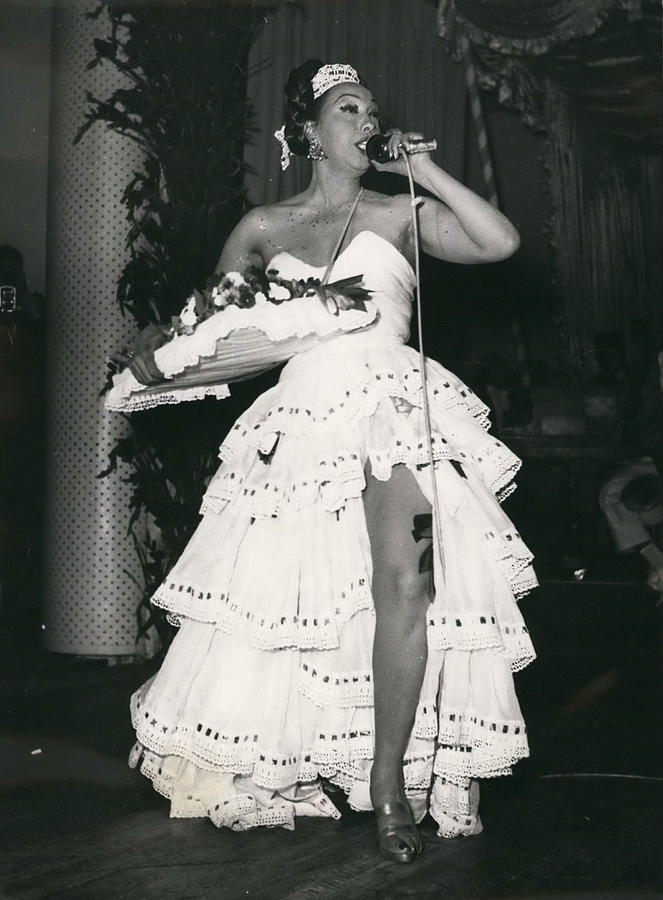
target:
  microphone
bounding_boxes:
[365,133,437,164]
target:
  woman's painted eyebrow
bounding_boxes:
[336,92,377,105]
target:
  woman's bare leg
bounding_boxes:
[363,463,433,858]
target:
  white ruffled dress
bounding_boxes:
[116,230,537,837]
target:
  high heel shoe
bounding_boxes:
[374,800,423,864]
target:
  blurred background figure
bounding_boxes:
[0,244,44,649]
[468,351,533,434]
[0,245,44,324]
[599,336,663,602]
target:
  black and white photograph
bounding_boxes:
[1,1,661,897]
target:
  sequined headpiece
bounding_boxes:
[274,63,362,171]
[311,63,361,100]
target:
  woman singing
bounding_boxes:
[125,59,537,864]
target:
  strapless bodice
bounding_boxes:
[267,230,416,349]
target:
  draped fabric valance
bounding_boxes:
[437,0,662,145]
[438,0,639,52]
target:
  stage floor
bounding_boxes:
[2,577,662,899]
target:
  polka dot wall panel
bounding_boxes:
[44,2,147,655]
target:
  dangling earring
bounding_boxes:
[307,135,327,162]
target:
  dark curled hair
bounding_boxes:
[283,59,368,157]
[283,59,325,157]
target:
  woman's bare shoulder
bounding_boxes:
[362,190,412,221]
[241,198,309,233]
[233,204,275,233]
[217,206,271,271]
[225,204,286,250]
[360,191,414,248]
[218,200,304,270]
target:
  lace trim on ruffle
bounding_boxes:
[510,569,539,603]
[429,777,483,837]
[297,669,448,725]
[432,706,529,780]
[201,440,458,519]
[133,696,304,785]
[132,701,375,790]
[496,481,517,503]
[330,758,431,804]
[132,690,527,788]
[484,527,533,566]
[151,575,373,650]
[437,707,527,744]
[426,610,536,671]
[212,792,339,831]
[133,675,529,830]
[299,662,527,746]
[484,526,538,602]
[310,726,439,791]
[152,573,534,665]
[399,755,436,791]
[106,384,231,412]
[368,434,460,482]
[218,366,490,443]
[204,430,520,519]
[134,691,427,770]
[472,439,521,497]
[200,450,368,518]
[434,747,518,781]
[298,661,373,708]
[136,739,432,829]
[413,700,439,740]
[136,747,340,830]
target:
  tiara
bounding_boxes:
[311,63,360,100]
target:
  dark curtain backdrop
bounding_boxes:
[438,0,663,376]
[543,79,662,374]
[245,0,467,205]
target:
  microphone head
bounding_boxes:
[365,134,391,164]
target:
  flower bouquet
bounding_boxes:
[104,265,377,412]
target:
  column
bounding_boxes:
[44,1,151,657]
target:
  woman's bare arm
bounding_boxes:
[413,159,520,264]
[374,132,520,264]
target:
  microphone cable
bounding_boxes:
[401,147,445,573]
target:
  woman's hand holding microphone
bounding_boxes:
[366,129,437,177]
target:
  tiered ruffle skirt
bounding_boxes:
[130,336,537,837]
